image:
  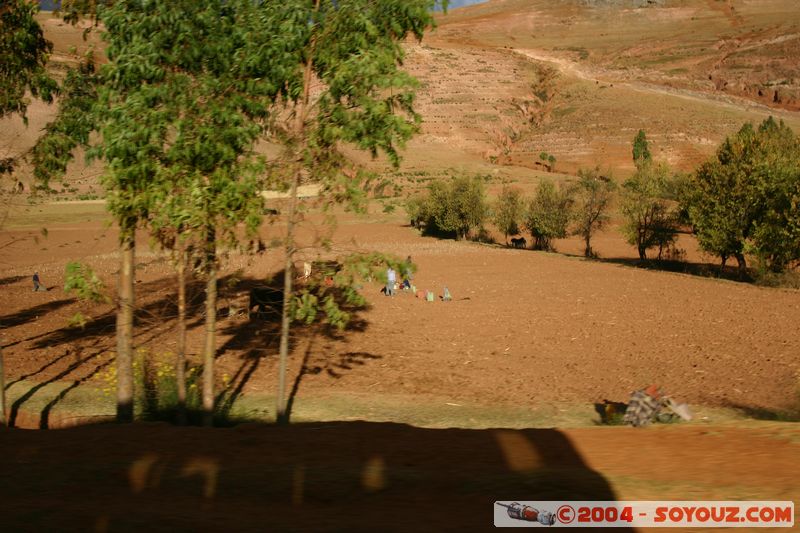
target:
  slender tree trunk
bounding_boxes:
[202,229,217,426]
[734,252,747,279]
[176,244,187,425]
[276,2,319,424]
[0,340,6,427]
[277,170,300,424]
[584,232,592,258]
[117,230,135,423]
[637,230,647,260]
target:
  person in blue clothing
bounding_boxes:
[32,272,45,292]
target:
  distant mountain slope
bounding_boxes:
[432,0,800,112]
[393,0,799,175]
[3,0,799,196]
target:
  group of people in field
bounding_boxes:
[384,256,451,302]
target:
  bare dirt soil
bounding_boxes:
[2,210,798,425]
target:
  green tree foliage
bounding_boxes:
[34,0,278,423]
[524,179,572,251]
[632,129,652,169]
[571,167,616,258]
[418,174,489,240]
[242,0,444,422]
[64,261,108,303]
[620,162,679,260]
[0,0,58,177]
[100,0,275,425]
[0,0,57,124]
[0,0,58,427]
[686,117,800,274]
[493,186,525,244]
[64,261,109,330]
[35,0,443,424]
[406,193,429,229]
[750,122,800,273]
[31,58,98,190]
[293,252,412,329]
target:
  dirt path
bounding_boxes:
[512,48,800,120]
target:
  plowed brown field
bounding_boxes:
[2,210,798,422]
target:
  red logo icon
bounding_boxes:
[557,505,576,524]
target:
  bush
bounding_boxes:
[492,186,525,244]
[632,129,652,168]
[685,117,800,274]
[524,179,572,251]
[538,151,556,172]
[64,261,108,303]
[137,353,204,421]
[571,167,615,257]
[413,174,489,240]
[405,193,429,229]
[64,261,109,328]
[620,162,680,260]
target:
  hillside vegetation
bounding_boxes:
[2,1,798,196]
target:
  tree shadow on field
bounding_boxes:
[27,276,209,351]
[0,298,77,329]
[6,274,220,427]
[721,401,800,422]
[0,421,636,531]
[7,340,110,428]
[216,269,374,423]
[217,273,287,360]
[7,265,377,428]
[579,255,754,283]
[282,335,381,424]
[0,274,27,286]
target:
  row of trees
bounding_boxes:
[621,121,800,273]
[406,168,618,257]
[687,117,800,274]
[407,169,617,256]
[0,0,60,426]
[408,121,800,275]
[3,0,446,426]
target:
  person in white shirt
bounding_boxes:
[386,267,396,296]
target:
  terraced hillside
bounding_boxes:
[400,0,800,175]
[4,1,798,194]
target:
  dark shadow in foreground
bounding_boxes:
[0,420,636,532]
[721,401,800,422]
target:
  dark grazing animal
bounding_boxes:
[510,236,527,249]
